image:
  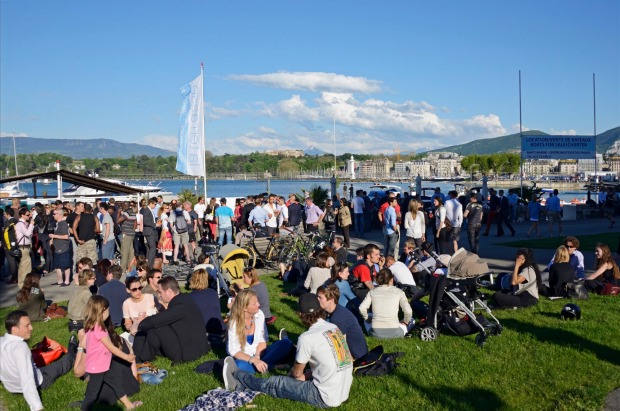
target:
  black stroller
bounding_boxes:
[411,248,502,347]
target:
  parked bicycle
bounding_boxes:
[238,225,286,269]
[278,228,335,266]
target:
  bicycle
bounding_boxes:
[278,228,332,267]
[238,226,286,269]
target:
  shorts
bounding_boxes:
[547,211,562,223]
[172,231,190,246]
[188,232,196,243]
[53,251,72,270]
[450,226,461,241]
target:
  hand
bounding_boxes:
[125,353,136,363]
[254,359,268,374]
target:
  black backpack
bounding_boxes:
[353,345,401,377]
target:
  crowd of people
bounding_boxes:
[0,186,619,410]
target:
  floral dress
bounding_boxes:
[158,214,173,256]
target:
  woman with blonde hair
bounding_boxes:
[585,243,620,293]
[225,289,292,374]
[338,199,352,248]
[544,245,575,297]
[404,199,426,251]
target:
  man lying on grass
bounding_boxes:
[0,310,77,411]
[223,293,354,408]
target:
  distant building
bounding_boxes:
[434,157,461,177]
[607,156,620,173]
[558,160,578,175]
[578,154,603,173]
[523,159,553,176]
[394,160,432,178]
[264,149,304,158]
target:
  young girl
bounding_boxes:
[157,204,173,263]
[527,195,541,238]
[82,295,142,410]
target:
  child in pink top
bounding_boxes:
[82,295,142,410]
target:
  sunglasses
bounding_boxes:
[130,286,143,292]
[564,244,576,249]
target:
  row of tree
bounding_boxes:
[1,152,521,178]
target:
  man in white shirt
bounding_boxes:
[445,191,463,254]
[263,194,280,235]
[223,293,353,408]
[0,311,77,411]
[385,255,416,286]
[277,196,289,229]
[193,196,207,239]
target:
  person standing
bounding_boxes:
[383,197,399,258]
[215,198,235,246]
[98,202,115,261]
[546,189,563,238]
[483,189,499,236]
[463,193,483,255]
[526,195,542,238]
[15,208,35,288]
[117,202,137,273]
[304,197,324,233]
[73,204,100,267]
[262,195,279,236]
[287,195,303,230]
[497,190,515,237]
[49,208,71,286]
[337,199,352,248]
[446,191,463,253]
[3,208,19,284]
[193,197,207,240]
[140,198,158,267]
[351,191,365,238]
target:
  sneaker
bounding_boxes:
[68,334,78,354]
[278,328,288,341]
[223,356,239,391]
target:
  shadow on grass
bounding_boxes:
[501,318,620,366]
[398,372,504,411]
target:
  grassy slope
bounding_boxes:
[1,275,619,411]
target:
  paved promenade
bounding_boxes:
[0,216,614,308]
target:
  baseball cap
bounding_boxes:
[299,293,321,314]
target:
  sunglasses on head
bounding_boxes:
[130,286,143,292]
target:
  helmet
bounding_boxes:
[560,303,581,320]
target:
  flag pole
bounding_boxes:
[593,72,597,199]
[519,70,523,198]
[201,62,207,199]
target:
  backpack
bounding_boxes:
[35,214,47,234]
[3,221,23,258]
[173,210,188,234]
[353,345,400,377]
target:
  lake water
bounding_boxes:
[14,178,591,203]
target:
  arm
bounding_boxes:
[94,215,101,234]
[511,255,528,285]
[289,361,308,381]
[586,262,611,280]
[399,289,412,324]
[72,214,82,243]
[404,213,411,230]
[17,343,43,411]
[103,221,110,244]
[358,292,371,321]
[100,335,135,363]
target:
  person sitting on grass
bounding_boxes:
[243,267,276,325]
[326,261,360,309]
[0,310,77,411]
[188,268,226,338]
[225,289,292,374]
[584,243,620,293]
[304,252,332,295]
[129,276,210,364]
[317,284,368,361]
[16,273,48,322]
[223,292,353,408]
[546,236,585,279]
[359,268,413,339]
[540,245,575,297]
[492,248,541,308]
[122,276,158,332]
[68,269,97,324]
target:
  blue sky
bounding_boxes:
[1,0,618,155]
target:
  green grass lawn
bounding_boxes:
[1,274,620,411]
[500,232,620,252]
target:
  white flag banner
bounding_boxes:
[176,73,205,176]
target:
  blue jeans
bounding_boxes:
[100,239,115,261]
[386,231,398,257]
[354,213,364,236]
[218,226,233,246]
[234,339,293,374]
[235,370,328,408]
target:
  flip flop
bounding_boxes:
[129,401,143,409]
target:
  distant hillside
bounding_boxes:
[427,126,620,155]
[0,137,174,159]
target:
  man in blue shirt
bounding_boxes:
[214,198,235,246]
[317,284,368,361]
[383,197,398,257]
[248,203,269,228]
[546,189,563,238]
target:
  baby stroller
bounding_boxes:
[411,248,502,347]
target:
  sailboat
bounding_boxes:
[0,133,28,198]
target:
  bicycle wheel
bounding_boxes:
[265,243,283,269]
[278,244,300,266]
[242,246,257,268]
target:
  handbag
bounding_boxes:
[31,336,67,367]
[599,283,620,296]
[45,303,67,319]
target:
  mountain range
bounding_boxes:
[0,137,175,159]
[427,126,620,156]
[1,126,618,159]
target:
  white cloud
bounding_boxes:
[137,134,178,152]
[228,71,382,94]
[549,128,577,135]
